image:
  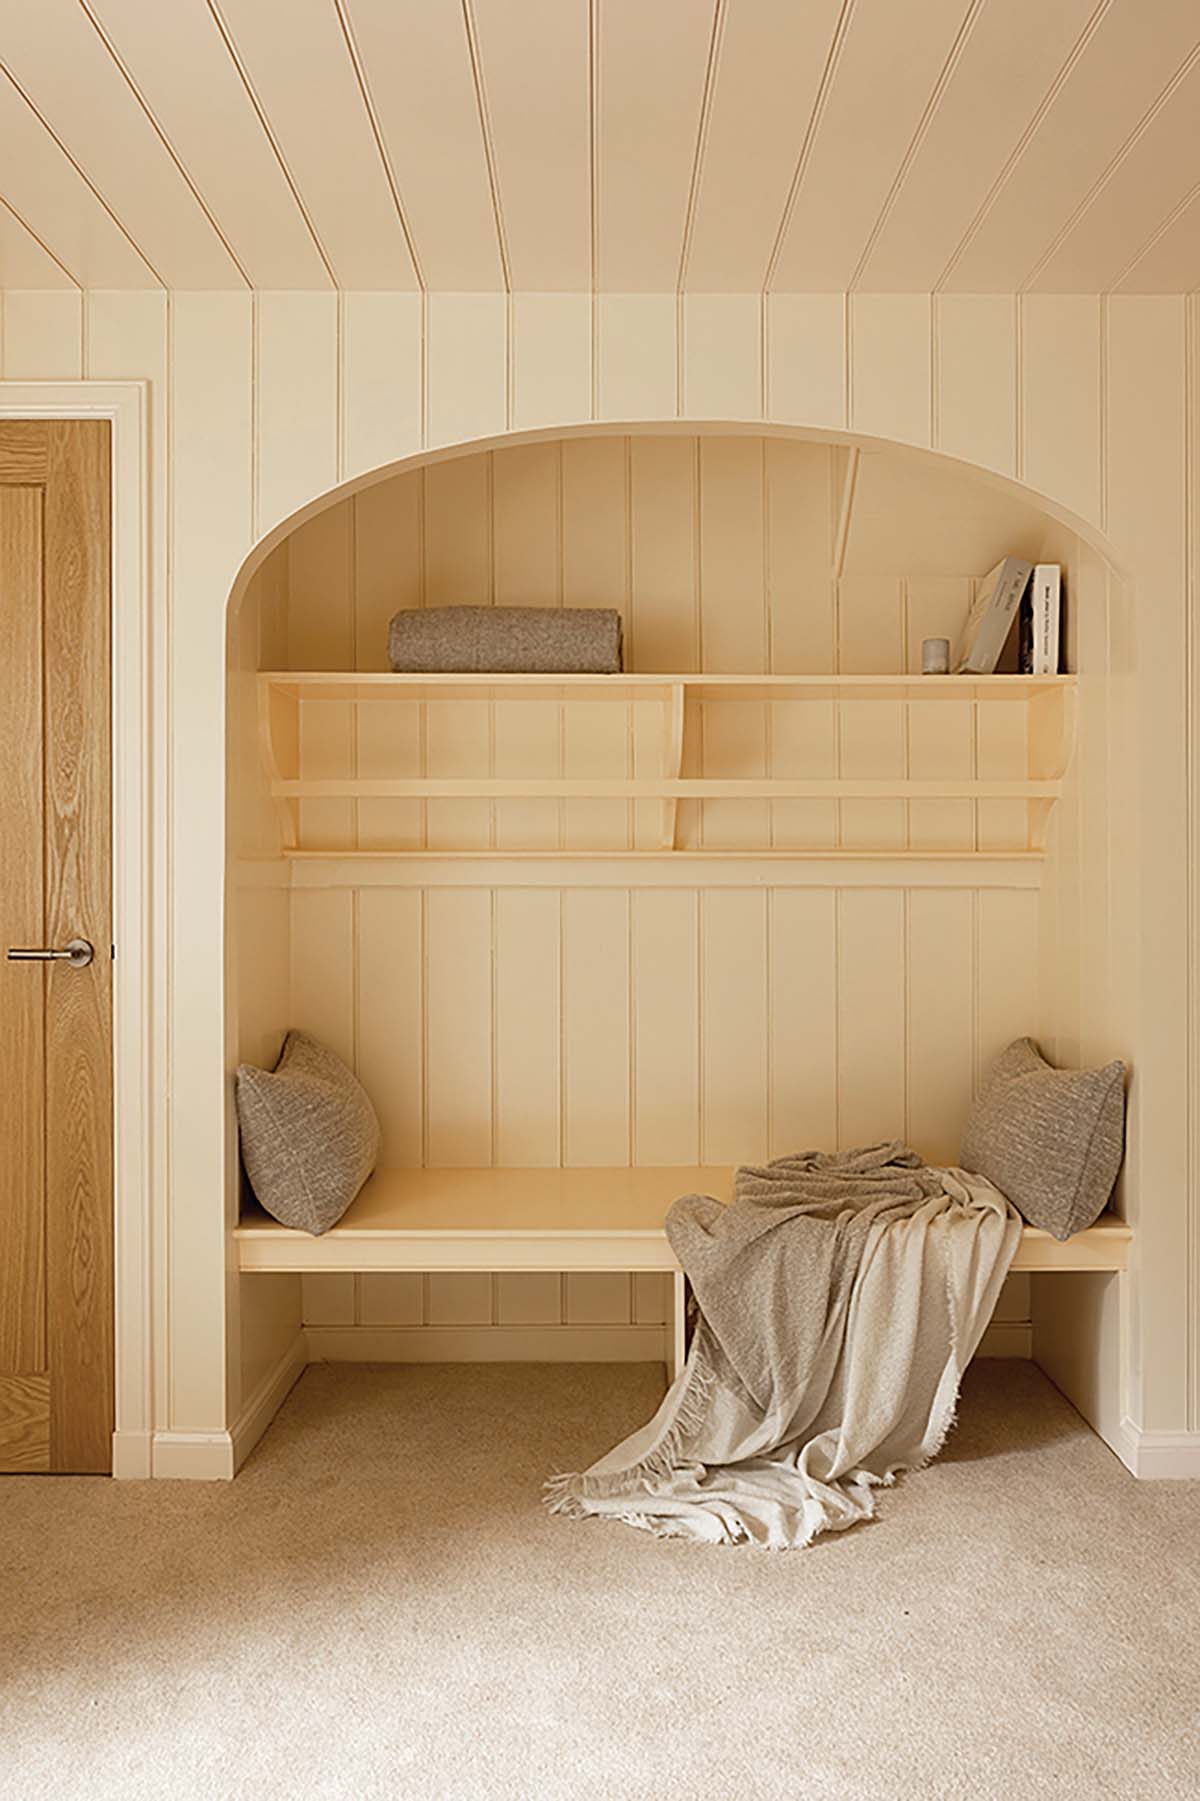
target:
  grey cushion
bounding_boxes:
[960,1037,1126,1241]
[236,1031,381,1235]
[388,604,623,674]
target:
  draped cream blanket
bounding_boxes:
[548,1145,1021,1550]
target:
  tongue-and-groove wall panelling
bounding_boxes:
[2,287,1193,1460]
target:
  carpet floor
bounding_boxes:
[2,1359,1198,1801]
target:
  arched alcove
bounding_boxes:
[224,422,1135,1458]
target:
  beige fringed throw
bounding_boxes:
[548,1144,1021,1549]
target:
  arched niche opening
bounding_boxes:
[224,423,1134,1449]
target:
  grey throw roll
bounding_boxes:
[388,605,623,674]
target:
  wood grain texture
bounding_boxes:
[0,422,48,483]
[43,422,113,1473]
[0,486,46,1376]
[0,1373,50,1472]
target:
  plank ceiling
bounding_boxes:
[0,0,1197,292]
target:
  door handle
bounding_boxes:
[7,938,94,969]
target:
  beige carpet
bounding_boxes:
[2,1361,1198,1801]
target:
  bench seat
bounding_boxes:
[234,1166,1132,1276]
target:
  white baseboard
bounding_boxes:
[230,1330,308,1472]
[146,1332,308,1481]
[111,1429,152,1479]
[975,1321,1032,1359]
[1115,1419,1200,1479]
[306,1323,668,1364]
[151,1430,235,1480]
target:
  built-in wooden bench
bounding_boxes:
[234,1168,1132,1381]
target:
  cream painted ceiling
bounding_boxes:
[0,0,1198,293]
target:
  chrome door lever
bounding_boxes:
[7,938,94,969]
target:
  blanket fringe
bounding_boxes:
[544,1340,717,1515]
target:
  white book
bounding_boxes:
[954,556,1034,674]
[1030,563,1061,676]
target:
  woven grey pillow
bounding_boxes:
[960,1037,1126,1241]
[236,1031,381,1235]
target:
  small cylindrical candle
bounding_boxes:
[921,636,951,675]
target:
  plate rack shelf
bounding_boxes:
[257,671,1077,860]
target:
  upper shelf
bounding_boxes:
[255,670,1078,858]
[261,671,1076,704]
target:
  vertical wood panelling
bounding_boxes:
[683,295,762,420]
[255,292,339,533]
[766,294,846,430]
[562,889,631,1165]
[1104,295,1189,1430]
[493,443,560,606]
[702,891,768,1164]
[1021,296,1102,528]
[769,891,838,1154]
[427,293,507,444]
[425,889,492,1167]
[287,504,354,669]
[850,295,932,448]
[1,290,82,378]
[698,438,765,671]
[976,889,1040,1088]
[172,290,252,1431]
[597,295,676,420]
[357,889,424,1167]
[935,295,1016,475]
[355,473,423,670]
[512,294,591,429]
[629,437,698,670]
[289,890,355,1066]
[837,890,906,1146]
[424,454,491,605]
[11,286,1176,1427]
[341,292,422,479]
[561,436,627,607]
[632,890,699,1165]
[765,441,835,672]
[494,890,560,1166]
[907,891,974,1161]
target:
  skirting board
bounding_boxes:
[306,1324,668,1363]
[305,1320,1028,1364]
[135,1332,308,1481]
[1116,1420,1200,1480]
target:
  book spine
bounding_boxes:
[1032,564,1061,676]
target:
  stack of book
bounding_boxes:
[954,558,1061,675]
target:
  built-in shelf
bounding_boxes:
[233,1165,1130,1276]
[257,670,1077,858]
[261,671,1075,703]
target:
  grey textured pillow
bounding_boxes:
[236,1031,381,1235]
[960,1037,1126,1241]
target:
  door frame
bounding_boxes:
[0,385,156,1477]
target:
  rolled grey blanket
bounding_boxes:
[388,605,623,674]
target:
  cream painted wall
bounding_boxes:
[2,287,1193,1458]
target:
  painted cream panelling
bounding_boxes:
[512,293,591,430]
[934,295,1017,476]
[340,291,423,479]
[3,291,83,379]
[1020,295,1102,527]
[765,294,846,432]
[3,283,1196,1462]
[427,292,507,443]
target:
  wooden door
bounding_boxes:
[0,422,112,1473]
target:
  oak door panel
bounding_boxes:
[0,486,46,1380]
[44,423,113,1473]
[0,421,112,1474]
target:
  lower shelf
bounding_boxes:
[233,1167,1131,1275]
